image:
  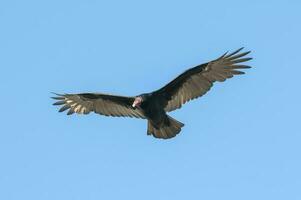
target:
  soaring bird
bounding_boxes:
[52,48,252,139]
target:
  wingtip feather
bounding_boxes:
[59,105,70,112]
[53,101,65,106]
[225,47,244,58]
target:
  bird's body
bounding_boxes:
[137,93,184,138]
[139,93,164,125]
[52,48,252,139]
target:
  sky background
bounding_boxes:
[0,0,300,199]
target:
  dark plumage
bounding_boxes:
[52,48,252,139]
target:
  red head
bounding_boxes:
[132,96,143,108]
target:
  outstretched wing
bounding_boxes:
[52,93,145,118]
[154,48,252,112]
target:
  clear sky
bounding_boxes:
[0,0,300,199]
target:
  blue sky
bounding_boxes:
[0,0,300,199]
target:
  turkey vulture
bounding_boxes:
[52,48,252,139]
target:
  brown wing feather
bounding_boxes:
[154,48,252,112]
[52,93,145,118]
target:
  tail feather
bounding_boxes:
[147,116,184,139]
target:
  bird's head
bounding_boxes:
[132,96,143,108]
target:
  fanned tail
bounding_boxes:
[147,116,184,139]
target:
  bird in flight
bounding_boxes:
[52,48,252,139]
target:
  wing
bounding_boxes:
[154,48,252,112]
[52,93,145,118]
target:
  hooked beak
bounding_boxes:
[132,97,142,108]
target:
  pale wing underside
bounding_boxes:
[159,48,252,112]
[52,93,145,118]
